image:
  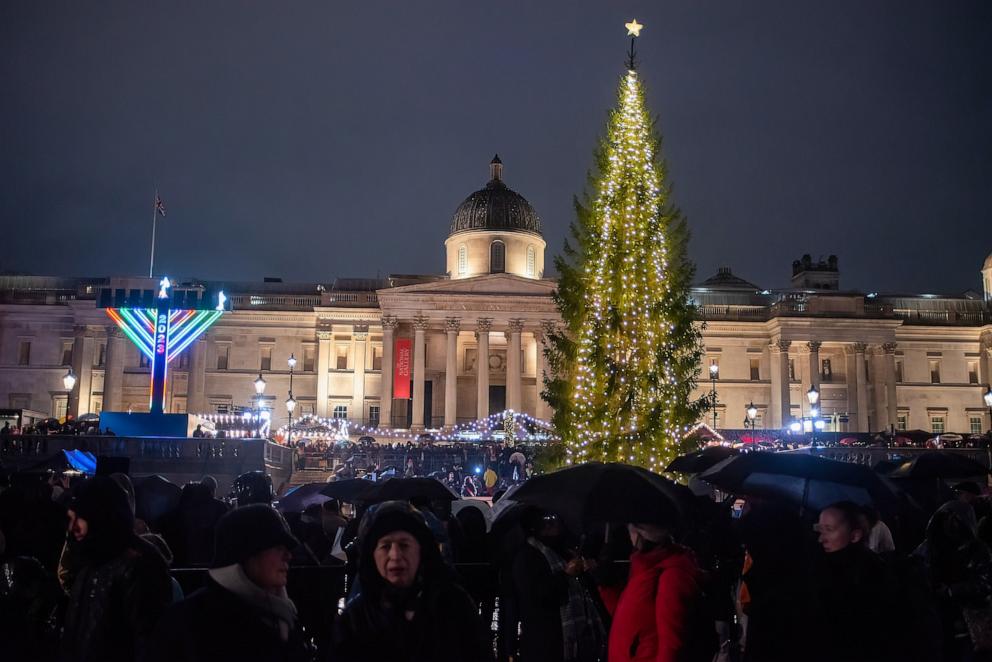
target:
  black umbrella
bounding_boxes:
[886,452,989,479]
[699,452,898,514]
[665,446,739,474]
[509,463,692,533]
[363,477,459,503]
[132,475,182,523]
[276,483,332,513]
[320,478,375,502]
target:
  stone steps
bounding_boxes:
[288,468,333,487]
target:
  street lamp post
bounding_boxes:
[984,385,992,435]
[286,353,297,446]
[745,402,758,431]
[253,373,267,437]
[63,368,77,392]
[807,385,820,447]
[710,363,719,430]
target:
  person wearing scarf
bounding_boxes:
[512,508,606,662]
[60,476,172,662]
[143,504,313,662]
[331,500,491,662]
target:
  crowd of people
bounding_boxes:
[2,459,992,661]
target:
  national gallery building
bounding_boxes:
[2,157,991,436]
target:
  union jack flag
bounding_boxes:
[155,195,166,217]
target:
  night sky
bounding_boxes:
[2,1,990,295]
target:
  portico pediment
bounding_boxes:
[379,273,556,298]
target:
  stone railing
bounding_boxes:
[893,308,992,326]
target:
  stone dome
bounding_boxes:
[984,252,992,271]
[449,155,542,236]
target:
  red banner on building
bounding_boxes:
[393,338,412,399]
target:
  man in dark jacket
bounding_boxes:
[162,481,229,566]
[511,508,604,662]
[144,504,313,662]
[61,476,172,662]
[331,501,491,662]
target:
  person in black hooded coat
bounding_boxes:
[60,476,172,662]
[330,500,492,662]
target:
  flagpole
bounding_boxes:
[149,188,158,278]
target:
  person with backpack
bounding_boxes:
[608,521,716,662]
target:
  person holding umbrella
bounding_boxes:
[608,519,715,662]
[512,507,605,662]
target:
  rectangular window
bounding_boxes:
[968,361,979,385]
[172,398,186,414]
[895,359,903,383]
[333,405,348,420]
[931,416,945,434]
[897,414,908,431]
[304,347,315,372]
[260,346,272,372]
[788,359,796,381]
[372,346,383,371]
[217,346,230,371]
[139,353,151,368]
[301,402,315,416]
[458,245,467,275]
[749,358,760,381]
[177,352,190,370]
[971,417,984,435]
[91,398,102,414]
[821,358,832,382]
[336,345,348,370]
[929,360,941,384]
[61,341,74,366]
[52,395,68,420]
[17,341,31,366]
[96,343,106,367]
[369,405,380,427]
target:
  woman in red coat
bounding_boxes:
[608,523,715,662]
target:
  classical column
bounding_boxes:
[411,315,428,430]
[852,342,870,432]
[444,318,460,427]
[476,318,492,420]
[807,341,822,392]
[769,339,792,428]
[506,319,524,412]
[380,316,398,428]
[535,320,556,421]
[316,330,332,417]
[68,325,95,417]
[883,342,898,429]
[186,337,207,414]
[352,327,368,424]
[102,326,126,413]
[980,332,992,390]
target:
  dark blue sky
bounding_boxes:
[2,1,990,294]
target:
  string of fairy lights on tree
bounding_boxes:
[554,20,708,473]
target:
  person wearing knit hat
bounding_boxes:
[144,504,313,662]
[61,476,172,662]
[330,500,491,662]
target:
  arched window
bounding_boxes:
[458,244,467,275]
[490,240,505,273]
[526,245,536,277]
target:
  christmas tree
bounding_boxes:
[545,20,709,472]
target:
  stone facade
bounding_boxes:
[1,161,990,435]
